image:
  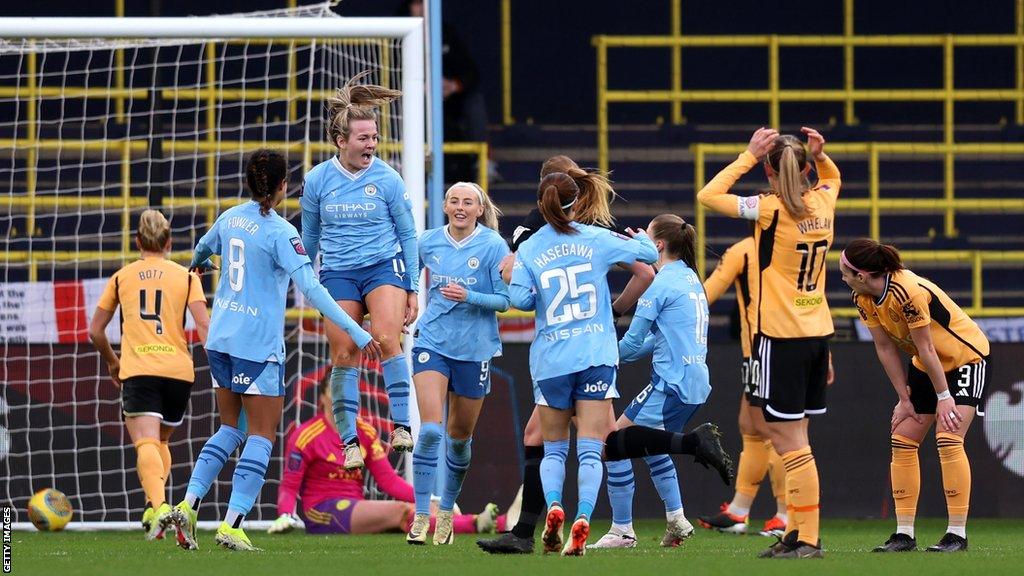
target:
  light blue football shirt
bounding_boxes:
[196,201,310,363]
[416,225,510,362]
[301,156,418,288]
[628,260,711,404]
[510,222,658,382]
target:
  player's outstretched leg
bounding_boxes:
[604,423,734,485]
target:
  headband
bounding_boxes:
[840,250,869,276]
[561,194,578,210]
[445,184,484,204]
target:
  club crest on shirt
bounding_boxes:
[888,308,902,323]
[287,451,302,471]
[467,257,480,269]
[290,237,307,256]
[364,184,378,196]
[418,351,430,363]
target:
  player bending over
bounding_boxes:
[169,149,381,552]
[268,376,501,537]
[844,239,989,553]
[407,182,510,545]
[89,209,210,540]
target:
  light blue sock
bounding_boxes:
[330,366,360,444]
[185,424,246,506]
[412,422,443,515]
[225,435,273,527]
[541,439,569,508]
[605,459,636,525]
[576,437,604,520]
[441,437,472,511]
[644,454,682,513]
[381,356,411,427]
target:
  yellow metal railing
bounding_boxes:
[594,0,1024,181]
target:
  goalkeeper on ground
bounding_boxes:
[269,375,503,536]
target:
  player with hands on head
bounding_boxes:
[301,70,419,468]
[406,181,509,545]
[698,125,840,559]
[843,238,989,553]
[169,149,380,553]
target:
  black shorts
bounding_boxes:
[907,357,991,415]
[753,335,830,422]
[121,375,192,427]
[741,357,763,407]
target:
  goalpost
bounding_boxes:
[0,4,424,530]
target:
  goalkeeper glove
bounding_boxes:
[268,513,303,534]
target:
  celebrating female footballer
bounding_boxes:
[508,173,658,556]
[268,376,501,537]
[698,126,839,559]
[301,71,419,466]
[480,154,655,555]
[590,214,718,549]
[89,209,210,540]
[406,182,509,545]
[843,239,989,553]
[169,150,381,552]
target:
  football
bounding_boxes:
[27,488,74,532]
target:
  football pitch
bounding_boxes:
[13,518,1024,576]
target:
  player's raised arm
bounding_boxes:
[697,127,777,219]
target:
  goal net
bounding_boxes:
[0,3,425,529]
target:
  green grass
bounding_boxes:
[13,519,1024,576]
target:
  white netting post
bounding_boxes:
[0,7,424,530]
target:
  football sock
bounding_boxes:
[413,422,443,515]
[511,444,545,539]
[644,455,682,514]
[766,440,787,517]
[603,425,697,461]
[730,434,769,516]
[441,437,472,512]
[576,438,604,520]
[605,459,635,526]
[225,434,273,528]
[159,442,172,479]
[936,432,970,538]
[135,438,166,509]
[185,424,246,509]
[541,439,569,508]
[890,434,921,537]
[782,446,820,546]
[381,355,411,428]
[330,366,360,444]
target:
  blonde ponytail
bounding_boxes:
[767,135,810,219]
[137,209,170,253]
[326,70,403,147]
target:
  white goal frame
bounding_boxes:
[2,16,424,532]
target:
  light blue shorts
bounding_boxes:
[208,349,285,397]
[412,347,491,399]
[321,256,411,303]
[533,365,618,411]
[623,374,702,432]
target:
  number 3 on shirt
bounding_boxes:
[228,238,246,291]
[540,263,596,325]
